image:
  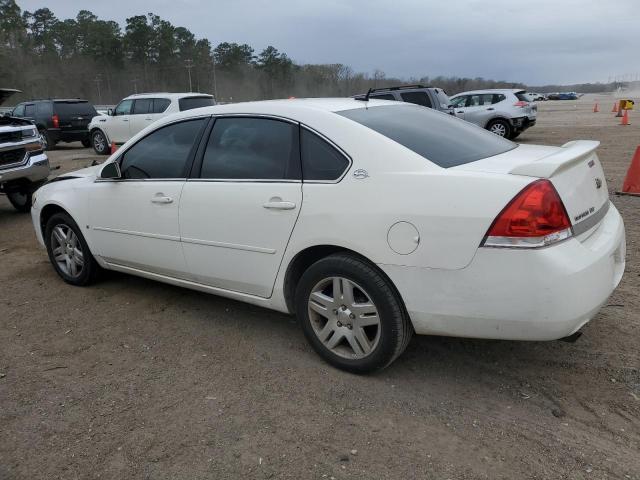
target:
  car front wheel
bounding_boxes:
[91,130,110,155]
[45,212,101,286]
[487,119,512,138]
[295,252,412,373]
[7,190,32,212]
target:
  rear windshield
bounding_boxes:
[179,96,214,111]
[337,104,516,168]
[54,101,97,116]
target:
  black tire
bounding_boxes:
[486,119,512,138]
[81,138,91,148]
[510,131,521,140]
[295,252,412,373]
[91,130,110,155]
[7,190,32,213]
[39,129,55,150]
[44,212,101,286]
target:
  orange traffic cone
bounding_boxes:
[618,146,640,196]
[110,142,118,154]
[621,109,630,125]
[593,102,599,113]
[612,102,618,113]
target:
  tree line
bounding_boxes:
[0,1,620,106]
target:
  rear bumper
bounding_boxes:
[512,117,536,131]
[380,203,626,341]
[48,129,90,143]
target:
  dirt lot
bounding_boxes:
[1,95,639,479]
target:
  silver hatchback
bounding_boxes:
[448,89,537,139]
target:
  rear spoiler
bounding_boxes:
[510,140,600,178]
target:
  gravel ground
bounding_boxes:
[1,94,639,479]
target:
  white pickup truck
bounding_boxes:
[0,89,49,212]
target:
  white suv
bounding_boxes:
[88,92,215,154]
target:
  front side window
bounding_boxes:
[133,98,153,115]
[153,98,171,113]
[400,91,432,108]
[338,104,516,168]
[179,96,214,111]
[120,118,205,179]
[449,96,467,108]
[114,99,133,116]
[301,128,349,181]
[200,117,299,180]
[12,104,25,116]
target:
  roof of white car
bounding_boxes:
[452,89,526,96]
[125,92,214,100]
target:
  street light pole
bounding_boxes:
[185,59,194,92]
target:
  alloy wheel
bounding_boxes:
[51,224,85,278]
[93,132,106,153]
[490,122,507,136]
[307,276,381,359]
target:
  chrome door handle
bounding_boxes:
[151,195,173,204]
[263,200,296,210]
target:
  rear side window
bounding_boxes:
[153,98,170,113]
[120,118,205,179]
[133,98,153,114]
[370,94,395,101]
[200,117,299,180]
[24,104,35,116]
[36,102,51,115]
[492,94,506,104]
[301,128,349,181]
[400,91,432,108]
[54,101,97,116]
[338,104,517,168]
[179,96,214,111]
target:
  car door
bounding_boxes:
[179,116,303,298]
[108,99,134,143]
[88,117,208,278]
[462,94,497,126]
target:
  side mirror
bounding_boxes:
[99,162,121,180]
[107,108,114,116]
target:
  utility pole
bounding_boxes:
[211,55,218,101]
[131,77,140,94]
[94,74,103,104]
[185,59,194,92]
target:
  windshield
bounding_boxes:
[337,104,517,168]
[54,101,97,116]
[179,96,215,111]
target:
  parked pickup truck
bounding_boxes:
[0,89,49,212]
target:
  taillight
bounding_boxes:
[482,179,572,248]
[513,101,529,108]
[52,114,59,128]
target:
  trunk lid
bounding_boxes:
[454,141,609,234]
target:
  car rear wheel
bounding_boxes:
[81,138,91,148]
[91,130,110,155]
[45,212,101,286]
[7,190,32,212]
[487,119,511,138]
[295,252,412,373]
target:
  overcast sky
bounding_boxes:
[15,0,640,85]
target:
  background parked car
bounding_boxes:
[526,92,546,101]
[448,89,537,139]
[353,85,453,114]
[88,92,215,154]
[11,99,97,150]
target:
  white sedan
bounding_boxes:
[30,99,626,372]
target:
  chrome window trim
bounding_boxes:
[186,178,301,184]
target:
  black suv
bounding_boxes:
[11,99,98,150]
